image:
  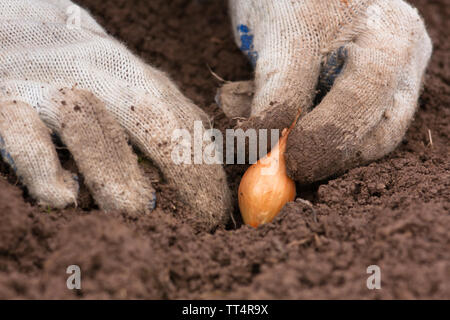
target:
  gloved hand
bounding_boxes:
[219,0,432,183]
[0,0,231,231]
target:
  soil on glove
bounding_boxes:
[0,0,448,299]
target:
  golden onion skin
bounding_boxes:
[238,130,296,228]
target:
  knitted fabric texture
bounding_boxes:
[0,0,232,230]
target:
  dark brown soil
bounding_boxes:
[0,0,448,299]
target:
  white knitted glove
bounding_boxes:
[219,0,432,183]
[0,0,231,230]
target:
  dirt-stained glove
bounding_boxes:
[219,0,432,184]
[0,0,231,230]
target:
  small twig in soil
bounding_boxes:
[232,117,248,127]
[287,237,312,247]
[207,64,229,83]
[296,198,318,223]
[209,115,216,129]
[314,233,322,247]
[230,211,237,229]
[427,129,433,147]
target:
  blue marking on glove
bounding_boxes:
[0,135,17,172]
[237,24,258,67]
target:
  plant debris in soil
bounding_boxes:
[0,0,449,299]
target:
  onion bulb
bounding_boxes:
[238,110,301,228]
